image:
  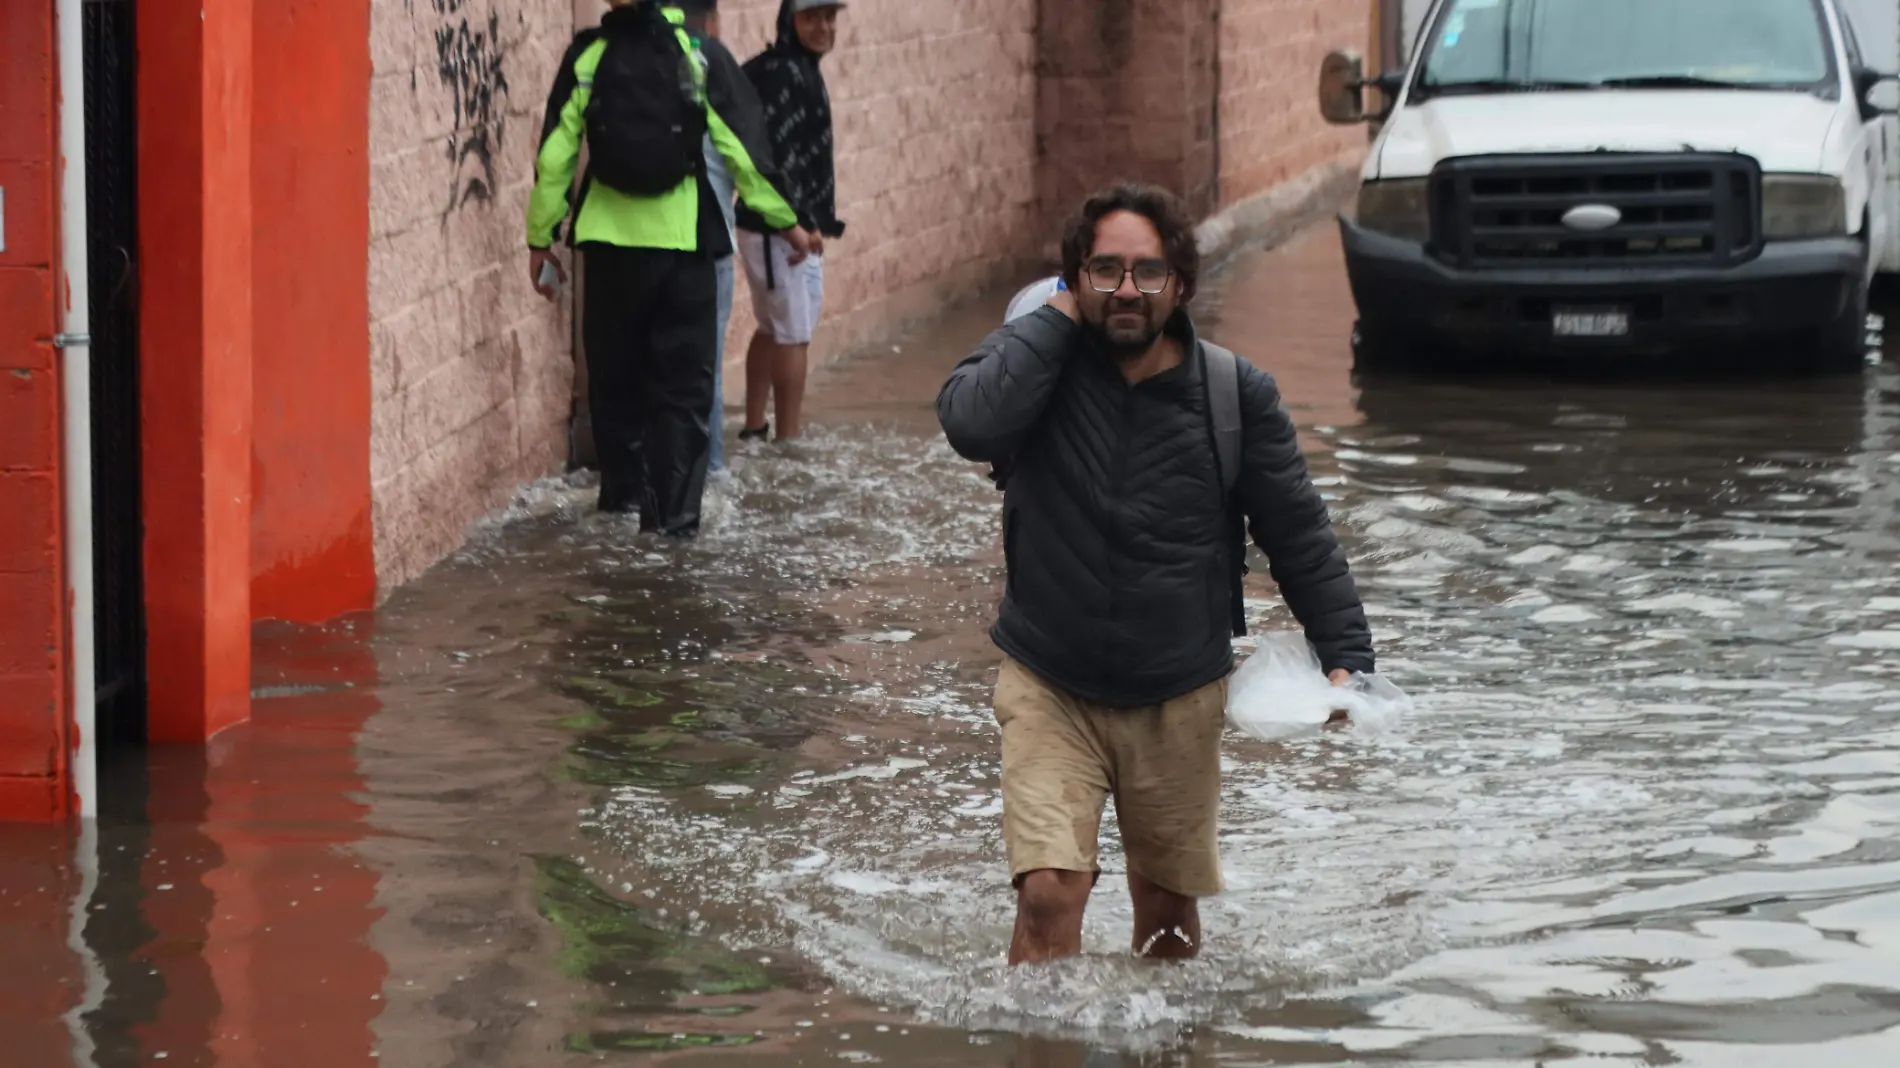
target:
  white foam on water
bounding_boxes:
[1508,545,1566,566]
[808,757,931,785]
[1628,593,1746,619]
[1562,553,1623,574]
[1532,605,1600,624]
[1703,538,1803,554]
[1830,631,1900,650]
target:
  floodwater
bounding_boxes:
[6,226,1900,1067]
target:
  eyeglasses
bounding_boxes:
[1084,258,1172,295]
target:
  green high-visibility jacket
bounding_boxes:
[525,6,797,251]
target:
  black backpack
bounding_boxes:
[585,5,706,197]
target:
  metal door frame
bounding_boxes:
[82,0,147,754]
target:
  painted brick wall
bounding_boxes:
[251,0,378,622]
[704,0,1040,395]
[367,0,576,591]
[1036,0,1225,235]
[0,0,67,820]
[1218,0,1373,207]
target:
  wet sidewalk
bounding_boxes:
[6,225,1900,1067]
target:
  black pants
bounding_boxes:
[581,244,718,536]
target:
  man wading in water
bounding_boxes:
[937,184,1376,964]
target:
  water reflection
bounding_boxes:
[1349,371,1880,515]
[0,822,87,1066]
[0,620,387,1068]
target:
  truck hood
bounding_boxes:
[1374,90,1841,177]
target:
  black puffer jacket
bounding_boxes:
[937,306,1374,706]
[734,0,845,238]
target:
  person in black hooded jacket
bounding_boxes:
[937,183,1376,966]
[734,0,848,443]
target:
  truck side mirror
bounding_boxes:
[1319,49,1405,126]
[1320,50,1368,124]
[1854,66,1899,119]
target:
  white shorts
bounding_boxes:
[737,229,825,345]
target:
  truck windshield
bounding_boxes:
[1417,0,1834,95]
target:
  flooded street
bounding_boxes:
[8,224,1900,1066]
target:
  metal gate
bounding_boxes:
[84,0,146,750]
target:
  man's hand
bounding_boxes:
[1046,287,1078,321]
[529,249,566,302]
[780,227,815,265]
[1326,669,1353,725]
[810,232,827,256]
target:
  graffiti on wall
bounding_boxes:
[424,0,513,214]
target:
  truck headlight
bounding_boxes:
[1353,179,1431,243]
[1762,176,1846,240]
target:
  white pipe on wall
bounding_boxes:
[55,0,97,822]
[55,2,106,1063]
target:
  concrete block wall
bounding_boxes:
[367,0,577,591]
[0,0,66,819]
[709,0,1041,395]
[1034,0,1365,253]
[1035,0,1225,230]
[1218,0,1373,207]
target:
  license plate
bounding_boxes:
[1552,307,1630,338]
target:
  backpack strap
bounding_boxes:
[1201,341,1243,499]
[1200,341,1251,637]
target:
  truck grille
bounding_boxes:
[1429,154,1761,269]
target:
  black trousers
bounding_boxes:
[581,244,719,536]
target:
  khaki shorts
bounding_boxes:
[993,658,1228,898]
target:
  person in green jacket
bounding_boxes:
[527,0,812,536]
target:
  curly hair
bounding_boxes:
[1059,182,1200,300]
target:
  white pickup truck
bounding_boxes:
[1320,0,1900,371]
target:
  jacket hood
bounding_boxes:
[773,0,821,61]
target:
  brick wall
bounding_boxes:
[367,0,576,591]
[1036,0,1226,233]
[1218,0,1372,208]
[0,0,67,819]
[708,0,1040,392]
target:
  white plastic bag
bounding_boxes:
[1004,276,1066,322]
[1226,632,1413,741]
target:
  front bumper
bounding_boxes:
[1340,216,1863,357]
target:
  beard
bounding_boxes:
[1084,297,1166,363]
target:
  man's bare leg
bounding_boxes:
[743,330,775,432]
[1128,870,1201,960]
[773,341,811,440]
[1010,869,1093,965]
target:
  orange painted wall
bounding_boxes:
[0,0,72,820]
[140,0,257,743]
[250,0,376,624]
